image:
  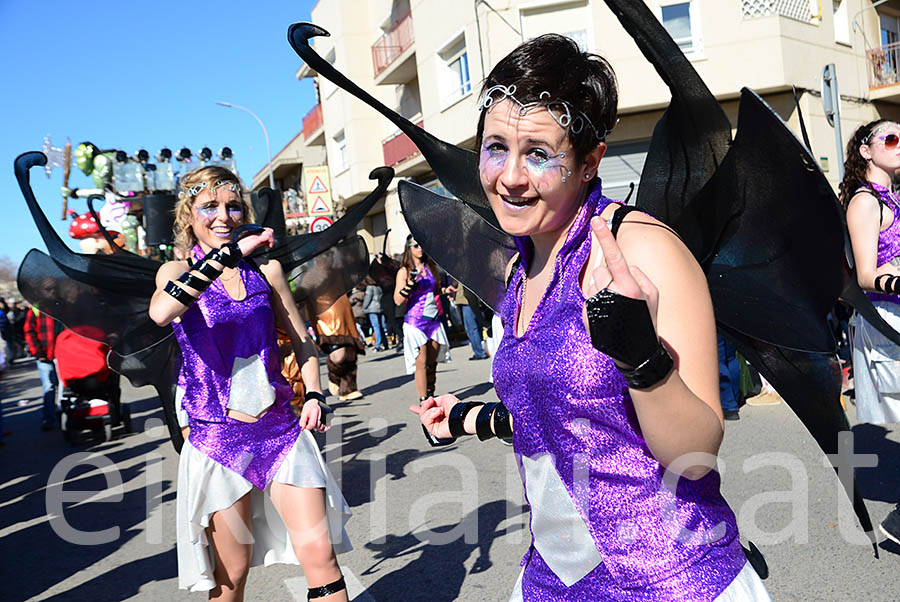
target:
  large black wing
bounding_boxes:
[255,166,392,276]
[398,181,515,312]
[289,235,370,316]
[602,0,731,259]
[603,1,881,550]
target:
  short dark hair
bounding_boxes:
[476,34,618,162]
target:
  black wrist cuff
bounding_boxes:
[493,403,513,441]
[619,344,674,390]
[585,289,660,368]
[399,288,411,298]
[177,271,211,293]
[164,280,197,306]
[304,391,326,404]
[448,401,484,438]
[875,274,900,294]
[475,402,498,441]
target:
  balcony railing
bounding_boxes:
[741,0,813,23]
[302,104,323,139]
[868,42,900,89]
[372,12,414,78]
[382,120,423,167]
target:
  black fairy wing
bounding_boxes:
[255,166,392,275]
[603,1,882,549]
[602,0,732,258]
[398,181,515,312]
[289,235,370,316]
[287,22,511,301]
[15,152,171,357]
[16,151,183,449]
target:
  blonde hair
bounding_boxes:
[172,165,255,252]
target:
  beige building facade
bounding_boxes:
[279,0,900,257]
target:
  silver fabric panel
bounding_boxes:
[521,453,603,587]
[226,354,276,418]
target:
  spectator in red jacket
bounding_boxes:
[24,307,59,430]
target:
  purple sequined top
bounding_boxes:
[492,184,746,600]
[171,246,300,490]
[404,264,443,337]
[864,182,900,305]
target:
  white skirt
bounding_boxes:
[508,559,770,601]
[851,302,900,424]
[176,429,352,592]
[402,320,450,375]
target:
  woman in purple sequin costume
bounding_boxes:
[413,36,770,600]
[149,166,351,601]
[840,120,900,545]
[394,234,451,400]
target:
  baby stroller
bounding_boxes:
[55,327,131,444]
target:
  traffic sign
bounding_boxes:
[310,195,331,215]
[309,216,333,233]
[308,175,329,194]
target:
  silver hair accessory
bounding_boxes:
[187,179,239,197]
[863,122,900,144]
[479,85,611,141]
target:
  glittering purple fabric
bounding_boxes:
[404,264,443,336]
[863,182,900,305]
[172,247,299,490]
[493,183,746,600]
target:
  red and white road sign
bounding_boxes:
[309,216,334,233]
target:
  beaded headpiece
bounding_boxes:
[479,84,611,142]
[186,179,239,197]
[863,121,900,144]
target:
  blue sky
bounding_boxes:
[0,1,319,265]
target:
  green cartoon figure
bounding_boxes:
[61,142,116,198]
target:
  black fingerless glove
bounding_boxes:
[585,289,673,390]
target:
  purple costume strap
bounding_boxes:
[172,246,299,490]
[863,182,900,305]
[404,264,443,338]
[493,182,746,599]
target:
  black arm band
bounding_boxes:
[193,260,223,281]
[399,287,411,298]
[177,271,211,293]
[875,274,900,294]
[207,242,242,269]
[447,401,484,438]
[164,280,198,306]
[618,344,674,390]
[304,391,326,404]
[475,402,499,441]
[492,403,513,441]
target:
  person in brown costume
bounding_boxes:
[315,295,365,400]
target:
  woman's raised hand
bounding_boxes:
[583,216,659,331]
[236,226,275,257]
[409,393,459,440]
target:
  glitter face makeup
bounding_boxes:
[190,186,245,251]
[479,99,598,238]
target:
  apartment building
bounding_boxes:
[270,0,900,257]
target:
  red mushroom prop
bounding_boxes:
[67,210,124,254]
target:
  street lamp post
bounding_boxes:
[215,101,275,189]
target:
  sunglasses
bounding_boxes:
[867,132,900,150]
[408,242,421,249]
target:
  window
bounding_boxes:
[332,130,347,173]
[520,1,591,52]
[437,33,471,108]
[658,0,702,56]
[321,49,337,98]
[833,0,851,46]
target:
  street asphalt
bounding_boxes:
[1,343,898,601]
